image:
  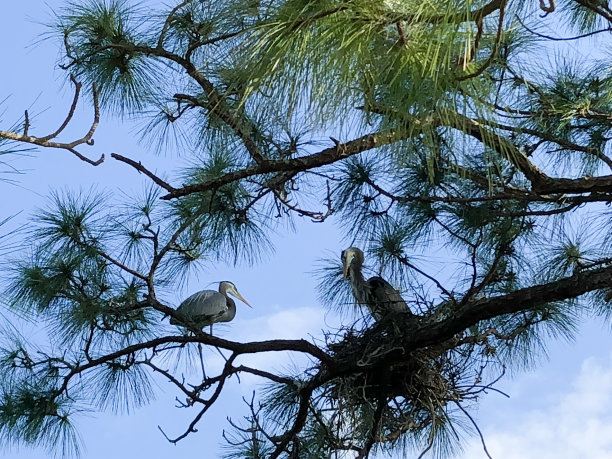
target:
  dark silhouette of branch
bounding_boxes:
[516,14,612,41]
[160,130,406,199]
[456,402,493,459]
[111,153,176,193]
[269,387,313,459]
[157,0,193,48]
[571,0,612,23]
[168,355,237,443]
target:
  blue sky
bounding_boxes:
[1,2,611,458]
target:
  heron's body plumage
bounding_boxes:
[170,290,235,327]
[170,281,249,332]
[362,276,407,320]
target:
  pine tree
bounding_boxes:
[1,0,612,457]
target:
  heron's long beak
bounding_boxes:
[231,289,252,308]
[342,253,354,279]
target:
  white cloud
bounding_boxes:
[232,306,336,381]
[462,354,612,459]
[240,305,331,342]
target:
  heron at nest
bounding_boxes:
[341,247,410,320]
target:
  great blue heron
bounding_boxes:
[342,247,410,320]
[170,281,251,377]
[170,281,252,334]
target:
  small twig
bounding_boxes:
[23,110,30,136]
[396,255,455,300]
[111,153,176,192]
[396,22,408,46]
[515,14,611,40]
[158,425,173,442]
[417,433,435,459]
[461,384,510,398]
[40,75,82,141]
[145,360,205,405]
[455,402,493,459]
[272,188,333,222]
[157,0,193,49]
[167,355,237,443]
[233,365,297,386]
[456,0,507,81]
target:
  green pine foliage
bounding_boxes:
[1,0,612,456]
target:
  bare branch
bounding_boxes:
[269,387,313,459]
[455,402,493,459]
[40,75,82,141]
[168,355,237,443]
[539,0,556,16]
[516,14,612,40]
[0,78,103,165]
[111,153,176,193]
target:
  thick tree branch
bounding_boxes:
[56,333,333,397]
[411,264,612,350]
[444,111,612,195]
[160,130,406,199]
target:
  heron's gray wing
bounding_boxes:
[366,276,410,315]
[170,290,227,325]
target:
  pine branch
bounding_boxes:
[160,130,406,200]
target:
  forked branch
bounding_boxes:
[0,75,103,165]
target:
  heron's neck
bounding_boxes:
[347,263,369,304]
[347,263,366,286]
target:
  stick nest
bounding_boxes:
[325,313,466,435]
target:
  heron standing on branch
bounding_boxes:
[170,281,251,377]
[342,247,410,320]
[170,281,252,334]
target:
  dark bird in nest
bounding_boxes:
[341,247,411,320]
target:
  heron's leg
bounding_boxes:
[198,343,206,379]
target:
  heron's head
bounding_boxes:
[219,281,252,308]
[341,247,364,279]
